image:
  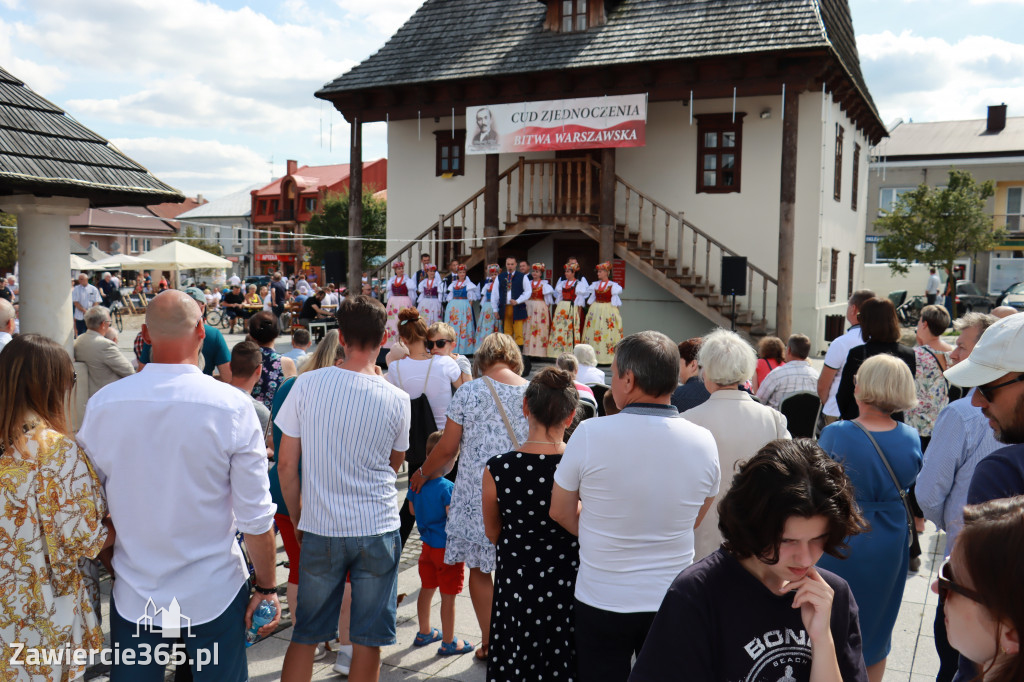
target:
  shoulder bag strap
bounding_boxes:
[849,420,914,531]
[485,377,521,450]
[422,356,434,394]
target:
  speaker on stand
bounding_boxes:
[721,256,748,331]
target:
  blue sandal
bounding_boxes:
[437,639,475,656]
[413,628,442,647]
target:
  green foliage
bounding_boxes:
[304,188,387,271]
[178,225,223,256]
[876,169,998,318]
[0,212,16,270]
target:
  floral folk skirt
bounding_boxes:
[384,295,413,348]
[445,299,477,355]
[522,300,551,357]
[476,303,500,346]
[548,300,580,358]
[581,302,623,365]
[420,297,443,326]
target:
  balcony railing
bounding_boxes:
[275,208,296,222]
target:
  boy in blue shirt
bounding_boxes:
[406,431,474,656]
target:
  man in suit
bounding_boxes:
[415,253,431,287]
[74,305,135,397]
[491,255,528,347]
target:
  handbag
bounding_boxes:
[484,376,521,450]
[393,357,437,471]
[849,420,914,541]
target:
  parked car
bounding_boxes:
[245,275,271,289]
[997,281,1024,311]
[955,281,995,314]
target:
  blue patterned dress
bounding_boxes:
[445,279,478,355]
[251,346,285,409]
[475,278,500,345]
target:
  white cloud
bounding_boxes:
[858,30,1024,123]
[332,0,421,35]
[0,20,68,93]
[110,137,272,197]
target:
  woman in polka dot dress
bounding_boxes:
[482,367,581,681]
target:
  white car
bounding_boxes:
[998,282,1024,311]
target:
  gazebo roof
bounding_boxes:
[0,66,184,208]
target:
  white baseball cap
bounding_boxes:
[945,313,1024,387]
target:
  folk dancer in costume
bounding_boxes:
[549,262,589,358]
[490,256,527,347]
[581,262,623,365]
[475,264,501,346]
[519,263,554,358]
[564,256,590,330]
[417,264,446,326]
[384,261,417,348]
[444,265,479,355]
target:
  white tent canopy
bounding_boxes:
[138,240,232,270]
[70,254,93,270]
[81,254,154,270]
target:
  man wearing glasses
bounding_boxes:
[943,312,1024,682]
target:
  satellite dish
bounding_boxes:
[110,241,122,254]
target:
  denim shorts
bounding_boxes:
[292,530,400,647]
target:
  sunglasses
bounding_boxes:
[936,558,983,603]
[977,374,1024,402]
[424,339,450,350]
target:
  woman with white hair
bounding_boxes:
[817,353,923,682]
[682,328,790,562]
[573,343,607,385]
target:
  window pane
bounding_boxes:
[723,170,735,186]
[1009,215,1021,232]
[1009,187,1022,215]
[577,0,586,12]
[563,16,572,31]
[441,146,449,158]
[452,146,459,158]
[722,132,736,148]
[441,159,449,171]
[704,132,718,148]
[577,13,586,30]
[453,158,460,171]
[703,155,717,170]
[704,171,717,186]
[722,154,735,170]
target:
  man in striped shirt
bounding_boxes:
[277,295,411,682]
[754,333,819,410]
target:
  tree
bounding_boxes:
[177,224,223,256]
[303,188,386,273]
[876,169,999,318]
[0,212,16,271]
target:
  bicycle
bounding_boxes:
[109,300,124,333]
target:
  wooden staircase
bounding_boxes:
[370,157,776,338]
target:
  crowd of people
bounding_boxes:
[3,271,1024,682]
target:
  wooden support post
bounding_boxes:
[599,148,615,263]
[776,86,798,339]
[484,153,499,266]
[348,118,363,294]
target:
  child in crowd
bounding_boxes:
[406,431,474,656]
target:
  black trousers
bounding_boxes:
[574,599,656,682]
[934,594,961,682]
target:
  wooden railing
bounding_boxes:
[614,177,778,326]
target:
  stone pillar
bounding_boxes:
[776,87,799,340]
[484,154,499,266]
[348,119,363,294]
[0,195,88,353]
[599,148,616,263]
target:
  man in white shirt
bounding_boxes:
[71,272,102,336]
[228,272,241,287]
[925,267,942,305]
[0,298,14,351]
[817,289,874,423]
[322,283,340,307]
[551,331,720,680]
[755,333,820,410]
[78,290,280,681]
[278,295,411,682]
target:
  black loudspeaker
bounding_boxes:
[324,251,346,287]
[721,256,747,296]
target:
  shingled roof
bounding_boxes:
[0,66,183,208]
[318,0,881,129]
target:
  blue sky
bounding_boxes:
[2,0,1022,199]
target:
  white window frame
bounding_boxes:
[1007,186,1023,232]
[143,238,152,251]
[130,237,139,252]
[878,187,915,215]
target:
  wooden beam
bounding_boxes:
[348,118,363,294]
[599,148,615,263]
[776,83,798,341]
[484,154,499,266]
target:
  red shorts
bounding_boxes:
[418,543,465,595]
[276,513,301,584]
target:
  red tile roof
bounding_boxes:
[253,158,386,197]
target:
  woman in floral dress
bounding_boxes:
[383,261,416,348]
[0,334,110,682]
[476,264,501,346]
[549,262,588,358]
[581,262,623,365]
[443,264,478,355]
[417,263,445,326]
[520,263,554,358]
[249,311,296,409]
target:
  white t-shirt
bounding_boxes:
[275,367,411,537]
[386,356,462,429]
[554,404,721,613]
[822,325,864,417]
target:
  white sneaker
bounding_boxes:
[332,651,351,676]
[313,644,327,662]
